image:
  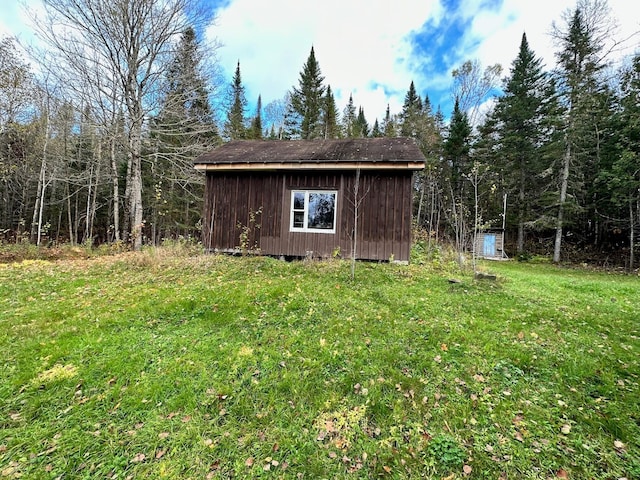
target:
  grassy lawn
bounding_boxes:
[1,248,638,479]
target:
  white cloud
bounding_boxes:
[8,0,634,126]
[456,0,639,82]
[207,0,444,122]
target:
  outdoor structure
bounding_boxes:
[194,138,426,262]
[474,229,507,260]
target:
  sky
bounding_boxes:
[2,0,639,125]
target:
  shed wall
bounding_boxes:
[203,170,414,262]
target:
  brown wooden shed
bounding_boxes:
[194,138,425,262]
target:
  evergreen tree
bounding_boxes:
[224,61,247,140]
[444,98,472,198]
[371,119,382,137]
[597,54,640,270]
[382,104,397,137]
[342,94,357,138]
[400,81,423,137]
[322,85,340,139]
[248,95,263,139]
[152,26,220,241]
[491,33,559,253]
[289,47,326,139]
[551,1,610,262]
[156,27,219,143]
[354,107,370,137]
[422,95,433,116]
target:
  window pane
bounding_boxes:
[307,193,335,230]
[293,192,305,210]
[293,211,304,228]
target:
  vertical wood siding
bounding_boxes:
[203,170,414,261]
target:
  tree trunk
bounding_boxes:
[35,115,51,246]
[31,157,45,244]
[89,141,102,244]
[110,136,121,242]
[66,183,74,245]
[85,162,94,243]
[517,158,525,253]
[428,177,436,251]
[554,141,571,263]
[630,198,635,272]
[416,171,426,227]
[351,168,360,280]
[128,129,144,250]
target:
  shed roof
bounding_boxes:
[194,138,425,172]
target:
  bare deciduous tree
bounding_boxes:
[32,0,210,249]
[451,59,502,127]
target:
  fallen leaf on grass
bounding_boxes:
[158,432,170,439]
[2,463,21,477]
[37,446,57,457]
[155,449,166,460]
[463,464,473,475]
[245,457,254,467]
[440,343,448,351]
[561,424,571,435]
[206,461,220,478]
[556,468,569,478]
[131,453,146,463]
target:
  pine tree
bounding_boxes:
[597,54,640,270]
[400,81,423,137]
[371,119,382,137]
[354,107,369,138]
[156,27,219,143]
[289,47,326,139]
[322,85,340,139]
[445,98,472,198]
[552,1,610,262]
[248,95,263,139]
[224,61,247,140]
[382,104,397,137]
[152,26,220,241]
[342,94,357,138]
[491,33,559,253]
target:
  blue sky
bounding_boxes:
[2,0,638,125]
[205,0,639,124]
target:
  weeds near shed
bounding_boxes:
[237,207,262,255]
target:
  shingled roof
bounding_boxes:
[194,138,425,171]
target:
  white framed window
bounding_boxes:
[290,190,337,233]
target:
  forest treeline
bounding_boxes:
[0,0,638,269]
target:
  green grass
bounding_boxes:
[0,249,638,479]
